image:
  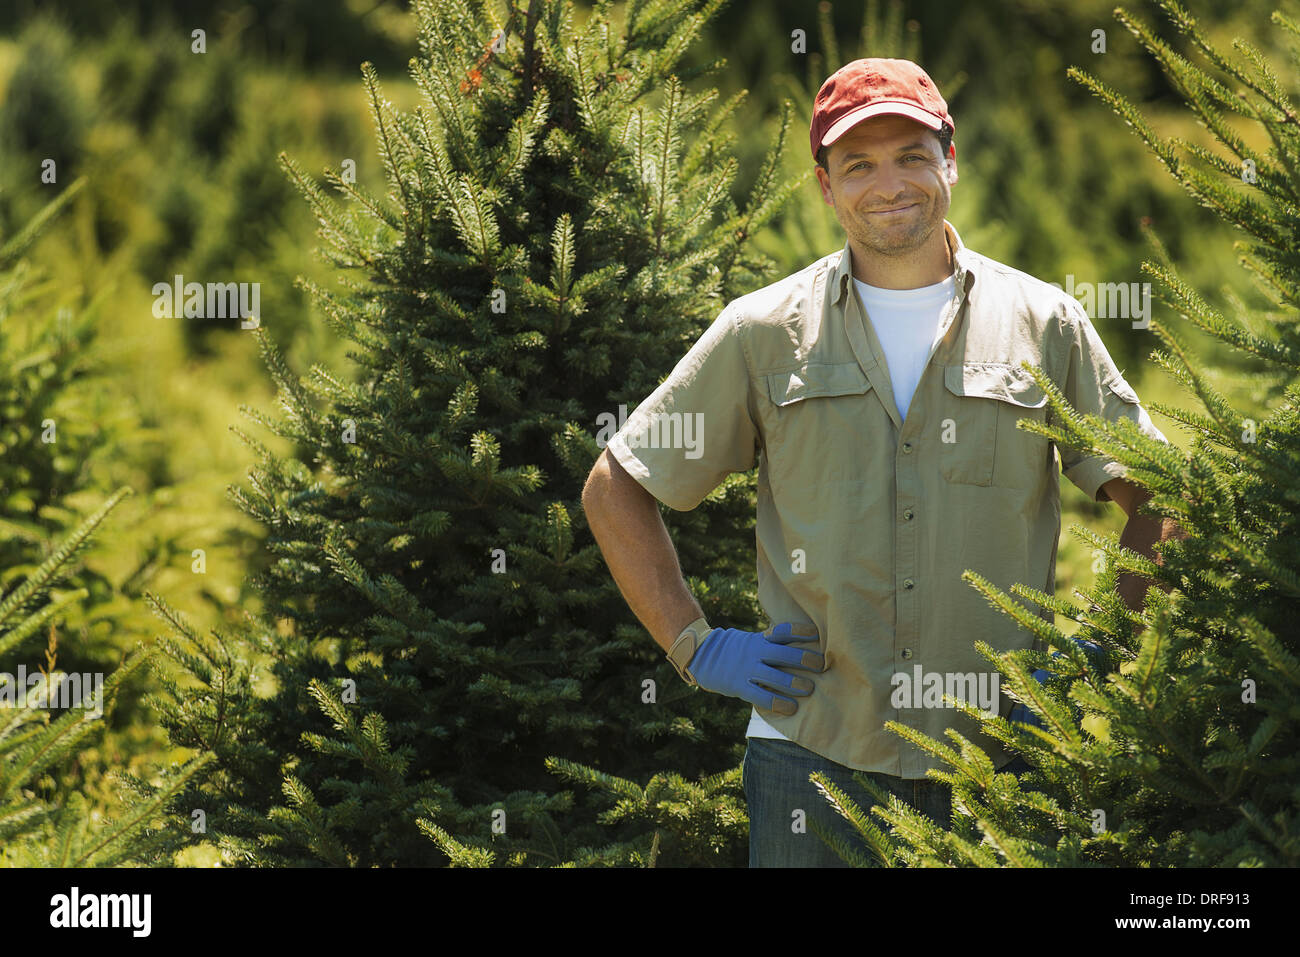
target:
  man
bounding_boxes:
[581,58,1182,867]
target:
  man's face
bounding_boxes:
[814,114,957,258]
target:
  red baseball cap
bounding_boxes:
[810,58,954,162]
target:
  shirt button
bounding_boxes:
[903,578,915,589]
[901,648,913,659]
[903,508,914,521]
[901,442,913,453]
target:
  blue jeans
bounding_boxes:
[742,737,1033,867]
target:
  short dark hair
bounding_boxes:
[817,123,953,173]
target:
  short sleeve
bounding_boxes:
[606,304,759,511]
[1054,299,1171,503]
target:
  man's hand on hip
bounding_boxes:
[685,622,825,715]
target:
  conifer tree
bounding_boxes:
[0,487,213,866]
[815,0,1300,867]
[151,0,803,866]
[0,171,231,800]
[0,184,212,866]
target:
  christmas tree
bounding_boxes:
[0,183,211,866]
[814,0,1300,867]
[150,0,803,865]
[0,487,212,866]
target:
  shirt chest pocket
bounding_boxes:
[939,363,1050,487]
[763,361,877,485]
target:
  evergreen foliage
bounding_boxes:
[1,487,214,867]
[1,184,213,866]
[0,177,169,796]
[151,0,804,866]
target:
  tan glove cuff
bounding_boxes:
[666,616,712,687]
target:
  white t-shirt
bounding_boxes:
[745,272,957,741]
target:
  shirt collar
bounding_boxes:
[830,219,976,305]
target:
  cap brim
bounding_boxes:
[821,101,944,148]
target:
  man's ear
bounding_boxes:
[945,144,958,185]
[815,165,835,206]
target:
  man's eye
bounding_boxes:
[904,154,925,162]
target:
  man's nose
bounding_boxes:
[868,166,910,206]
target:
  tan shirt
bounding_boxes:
[607,221,1170,777]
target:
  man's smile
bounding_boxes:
[866,202,919,216]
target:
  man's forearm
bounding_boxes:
[583,457,705,652]
[1117,513,1189,613]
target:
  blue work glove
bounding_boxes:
[685,622,824,716]
[1008,637,1106,730]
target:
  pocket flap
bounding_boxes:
[944,362,1048,408]
[1104,372,1140,404]
[766,362,873,406]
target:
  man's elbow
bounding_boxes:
[1102,476,1152,517]
[582,448,620,513]
[584,448,652,514]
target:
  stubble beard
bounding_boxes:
[847,200,942,259]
